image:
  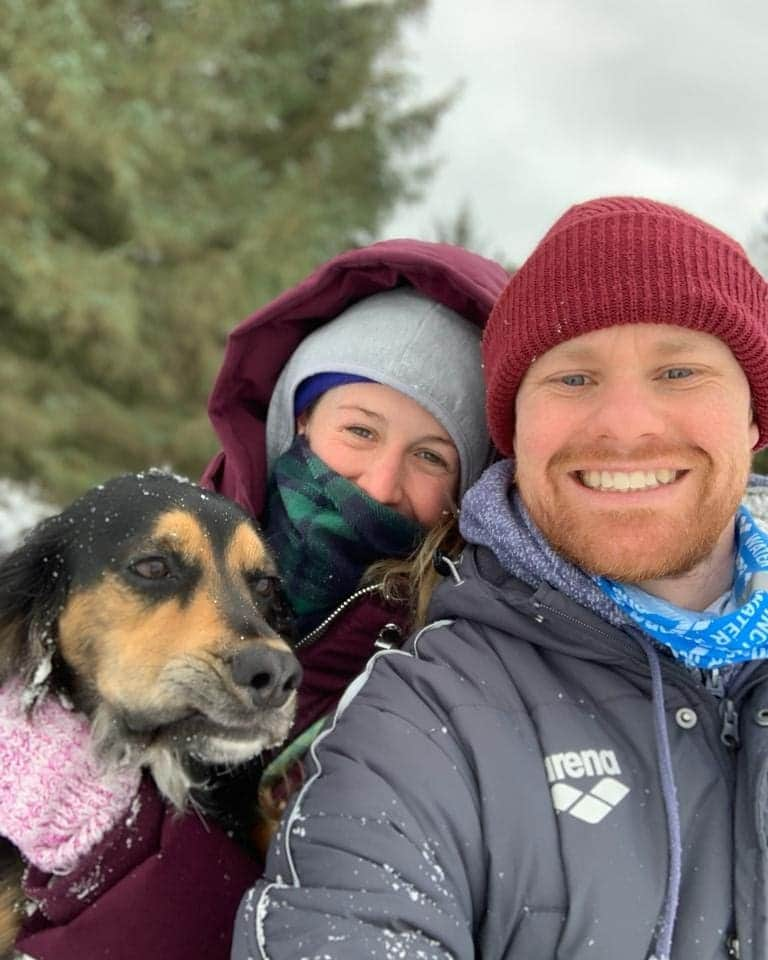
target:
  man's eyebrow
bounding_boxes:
[646,337,708,357]
[551,335,707,363]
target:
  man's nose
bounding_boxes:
[356,450,405,507]
[586,379,668,443]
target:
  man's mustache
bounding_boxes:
[546,440,710,471]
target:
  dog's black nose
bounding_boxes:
[230,646,302,709]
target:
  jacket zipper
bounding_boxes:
[703,668,741,748]
[294,583,383,650]
[532,599,650,665]
[524,594,765,958]
[532,598,768,743]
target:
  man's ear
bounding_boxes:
[749,404,760,450]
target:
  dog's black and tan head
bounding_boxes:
[0,470,301,808]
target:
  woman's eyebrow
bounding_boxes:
[335,405,454,444]
[336,404,384,421]
[416,435,454,446]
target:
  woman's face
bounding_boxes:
[297,382,459,527]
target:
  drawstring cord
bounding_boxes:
[433,550,464,586]
[635,632,682,960]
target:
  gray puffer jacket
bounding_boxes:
[233,546,768,960]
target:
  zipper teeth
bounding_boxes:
[536,598,768,734]
[294,583,382,649]
[536,600,645,660]
[536,599,726,697]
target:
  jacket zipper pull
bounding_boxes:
[720,698,740,748]
[704,667,723,697]
[703,669,741,748]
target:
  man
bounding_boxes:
[232,198,768,960]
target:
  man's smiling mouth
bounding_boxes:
[577,468,683,492]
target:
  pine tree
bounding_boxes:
[433,202,515,273]
[0,0,445,499]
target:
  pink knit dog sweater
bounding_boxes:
[0,680,141,874]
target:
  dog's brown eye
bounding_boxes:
[248,575,274,598]
[131,557,170,579]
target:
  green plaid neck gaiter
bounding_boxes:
[264,436,423,633]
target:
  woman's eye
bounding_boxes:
[417,449,448,469]
[346,425,375,440]
[131,557,170,579]
[662,367,694,380]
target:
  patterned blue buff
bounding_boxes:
[598,506,768,669]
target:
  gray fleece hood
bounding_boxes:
[265,288,489,499]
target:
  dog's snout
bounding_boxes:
[230,646,302,709]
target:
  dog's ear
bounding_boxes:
[0,513,70,684]
[267,581,298,646]
[0,836,23,956]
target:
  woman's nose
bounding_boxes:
[355,451,405,507]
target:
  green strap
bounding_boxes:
[260,715,329,785]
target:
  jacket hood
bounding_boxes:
[201,239,509,517]
[429,545,645,673]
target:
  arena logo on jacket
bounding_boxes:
[544,747,630,824]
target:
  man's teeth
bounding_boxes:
[579,469,679,492]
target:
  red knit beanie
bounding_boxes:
[483,196,768,455]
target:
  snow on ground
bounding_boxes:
[0,478,58,555]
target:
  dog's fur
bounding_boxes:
[0,471,300,956]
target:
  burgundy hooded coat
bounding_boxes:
[16,239,507,960]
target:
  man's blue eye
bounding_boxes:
[561,374,587,387]
[664,368,693,380]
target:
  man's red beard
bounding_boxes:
[515,440,751,582]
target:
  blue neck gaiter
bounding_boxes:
[598,505,768,669]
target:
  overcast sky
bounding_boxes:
[382,0,768,271]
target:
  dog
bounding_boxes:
[0,470,301,956]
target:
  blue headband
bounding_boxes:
[293,373,374,417]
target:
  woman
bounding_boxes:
[203,239,508,747]
[13,239,507,960]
